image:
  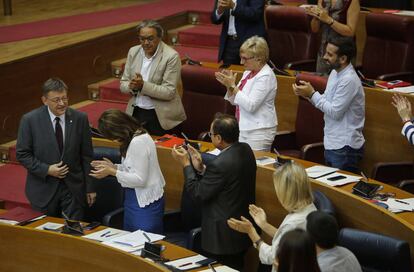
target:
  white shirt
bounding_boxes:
[47,107,65,143]
[134,45,160,109]
[215,0,237,35]
[259,203,317,268]
[225,64,277,131]
[318,246,362,272]
[402,121,414,145]
[311,63,365,150]
[115,133,165,207]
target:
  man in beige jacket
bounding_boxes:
[120,20,186,135]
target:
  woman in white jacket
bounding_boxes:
[90,109,165,234]
[216,36,277,151]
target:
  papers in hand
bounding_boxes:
[256,156,276,166]
[165,254,206,270]
[316,172,361,187]
[306,165,338,178]
[380,198,414,213]
[82,227,129,242]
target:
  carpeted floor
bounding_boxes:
[0,0,214,43]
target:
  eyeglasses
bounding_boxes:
[240,56,255,61]
[138,36,156,43]
[207,132,217,138]
[47,97,68,104]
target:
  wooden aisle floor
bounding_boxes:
[0,0,157,64]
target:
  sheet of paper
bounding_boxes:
[165,254,206,269]
[256,156,276,166]
[316,172,360,186]
[392,86,414,94]
[380,198,414,213]
[199,265,239,272]
[0,219,19,225]
[101,240,144,253]
[306,165,338,178]
[109,229,165,247]
[35,222,64,230]
[82,227,130,242]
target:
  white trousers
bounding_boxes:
[239,126,277,152]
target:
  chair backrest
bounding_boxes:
[265,6,319,69]
[313,190,336,217]
[338,228,412,272]
[180,65,235,140]
[294,73,326,148]
[363,13,414,80]
[85,147,124,223]
[371,161,414,186]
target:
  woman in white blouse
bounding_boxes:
[227,161,317,271]
[90,109,165,233]
[215,35,277,151]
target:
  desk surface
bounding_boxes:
[0,214,219,272]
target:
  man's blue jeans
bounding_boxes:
[324,145,364,174]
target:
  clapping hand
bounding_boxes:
[305,5,331,24]
[249,204,267,228]
[215,69,237,90]
[129,73,144,91]
[187,144,205,172]
[217,0,235,14]
[292,80,315,98]
[227,216,255,234]
[171,145,191,167]
[392,93,412,123]
[90,158,116,179]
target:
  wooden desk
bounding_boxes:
[0,215,215,272]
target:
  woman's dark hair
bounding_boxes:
[98,109,146,156]
[277,229,321,272]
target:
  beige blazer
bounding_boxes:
[120,41,186,130]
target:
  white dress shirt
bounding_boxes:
[115,133,165,207]
[311,63,365,150]
[258,203,317,269]
[215,0,237,35]
[318,246,362,272]
[134,45,160,110]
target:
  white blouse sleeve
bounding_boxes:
[115,136,150,188]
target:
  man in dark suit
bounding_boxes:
[172,113,256,270]
[211,0,266,66]
[16,78,95,220]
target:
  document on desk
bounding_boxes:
[380,198,414,213]
[256,156,276,166]
[164,254,206,270]
[306,165,338,178]
[109,229,165,247]
[316,172,360,187]
[82,227,130,242]
[199,266,238,272]
[392,86,414,94]
[36,222,64,231]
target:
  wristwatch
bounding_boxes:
[253,238,262,249]
[229,85,237,92]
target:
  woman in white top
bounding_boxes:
[215,36,277,151]
[90,109,165,233]
[227,161,317,271]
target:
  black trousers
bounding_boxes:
[205,250,247,271]
[132,107,166,136]
[33,182,84,220]
[222,36,242,66]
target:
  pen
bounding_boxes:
[178,262,193,268]
[100,230,110,237]
[395,199,410,205]
[105,232,119,237]
[143,232,151,242]
[208,263,217,272]
[360,171,368,182]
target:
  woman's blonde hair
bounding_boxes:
[240,35,269,65]
[273,161,314,212]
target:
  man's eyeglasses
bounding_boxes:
[207,132,217,138]
[47,97,68,104]
[138,36,156,43]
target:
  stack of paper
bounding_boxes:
[306,165,338,178]
[316,172,361,187]
[199,266,238,272]
[36,222,64,231]
[101,229,165,253]
[380,198,414,213]
[164,254,207,270]
[256,156,276,166]
[83,228,129,242]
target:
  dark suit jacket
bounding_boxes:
[211,0,266,61]
[184,142,257,255]
[16,106,94,209]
